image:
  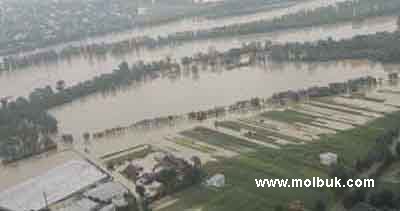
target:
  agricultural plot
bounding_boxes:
[159,144,333,211]
[162,136,231,164]
[217,120,302,144]
[180,127,261,153]
[290,107,355,131]
[330,96,398,113]
[101,144,153,167]
[299,103,371,125]
[260,109,354,136]
[243,117,320,142]
[310,100,383,118]
[368,90,400,107]
[158,110,400,211]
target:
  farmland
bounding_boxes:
[153,82,400,211]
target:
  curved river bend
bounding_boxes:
[0,15,397,98]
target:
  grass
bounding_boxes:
[219,121,301,143]
[316,97,385,115]
[239,119,303,143]
[102,145,154,166]
[159,111,400,211]
[378,161,400,192]
[169,138,217,153]
[160,145,332,211]
[305,101,367,117]
[180,126,261,153]
[260,110,316,124]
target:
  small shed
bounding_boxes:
[206,174,225,188]
[320,152,338,166]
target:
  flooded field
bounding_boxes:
[0,15,397,98]
[50,60,393,137]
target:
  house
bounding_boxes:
[193,0,224,4]
[320,152,338,166]
[206,174,225,188]
[239,54,251,65]
[0,57,5,70]
[122,164,141,181]
[137,7,148,15]
[61,134,74,144]
[143,181,163,199]
[389,73,398,81]
[329,82,348,94]
[288,200,305,211]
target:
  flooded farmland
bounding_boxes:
[50,60,394,137]
[0,15,397,98]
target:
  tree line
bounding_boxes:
[269,17,400,62]
[3,0,400,71]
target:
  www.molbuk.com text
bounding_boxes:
[255,177,374,188]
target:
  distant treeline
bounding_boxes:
[269,30,400,62]
[2,0,400,71]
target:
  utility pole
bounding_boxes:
[43,191,49,210]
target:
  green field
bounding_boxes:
[260,109,317,124]
[180,126,261,153]
[159,111,400,211]
[217,119,302,143]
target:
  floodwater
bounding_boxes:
[8,0,350,57]
[50,60,394,137]
[0,15,397,98]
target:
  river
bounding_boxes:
[7,0,350,58]
[50,60,394,137]
[0,15,397,98]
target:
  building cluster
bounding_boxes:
[120,152,201,201]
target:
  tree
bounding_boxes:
[135,185,145,197]
[343,188,367,209]
[118,61,130,72]
[396,144,400,156]
[157,168,178,193]
[313,200,326,211]
[190,156,202,169]
[56,80,66,92]
[274,205,284,211]
[369,190,395,209]
[83,132,90,142]
[397,16,400,30]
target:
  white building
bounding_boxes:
[0,57,5,70]
[193,0,224,4]
[320,152,338,166]
[206,174,225,188]
[137,7,149,16]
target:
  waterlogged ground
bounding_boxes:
[153,82,400,211]
[50,60,392,137]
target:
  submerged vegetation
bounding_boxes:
[269,17,400,62]
[2,0,400,71]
